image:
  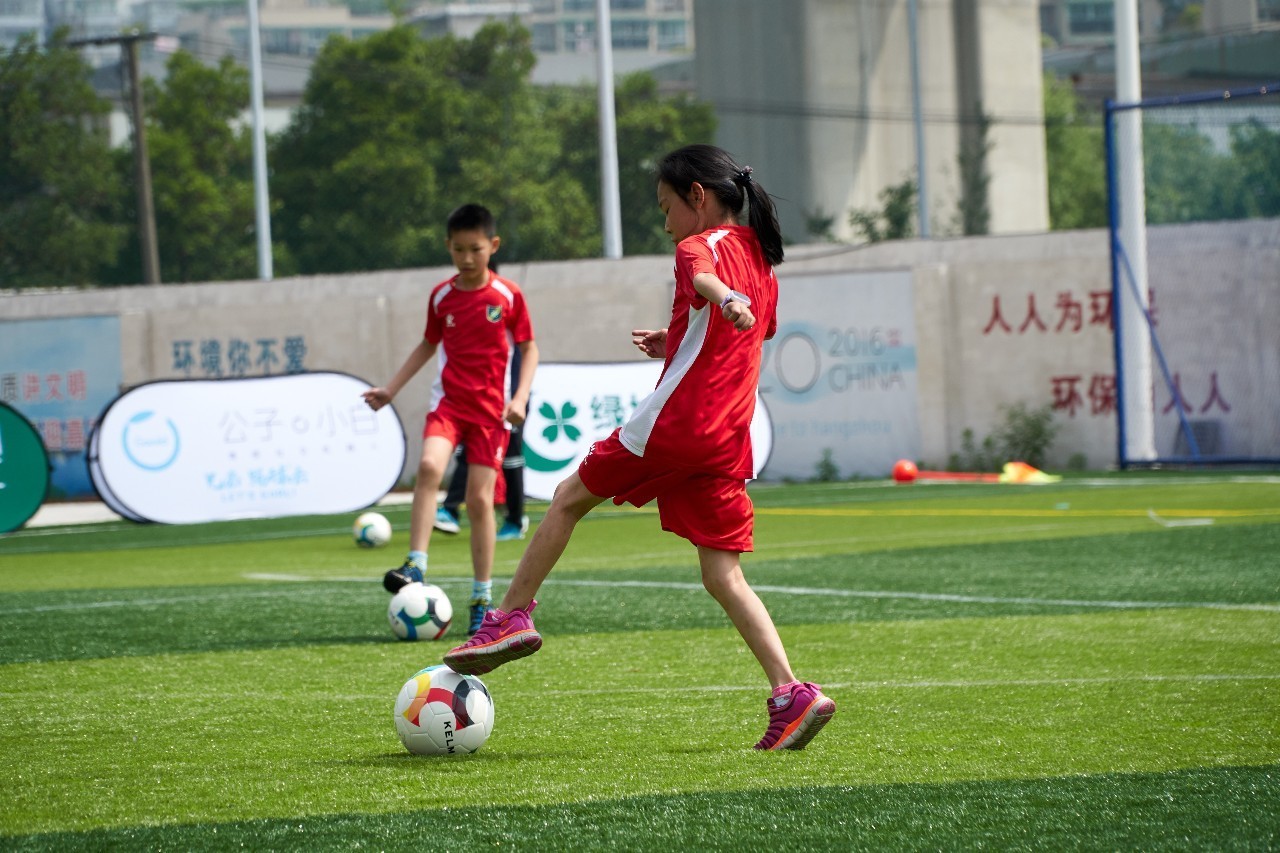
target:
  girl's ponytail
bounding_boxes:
[732,167,784,267]
[657,144,786,267]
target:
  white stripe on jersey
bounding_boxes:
[491,279,515,304]
[705,228,730,265]
[428,283,454,412]
[492,279,517,404]
[432,282,454,311]
[430,349,448,413]
[619,302,711,456]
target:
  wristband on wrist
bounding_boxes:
[719,290,752,309]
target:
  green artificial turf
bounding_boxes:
[1,474,1278,849]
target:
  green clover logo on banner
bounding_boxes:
[539,401,581,443]
[527,400,582,474]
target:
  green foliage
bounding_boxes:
[272,22,595,273]
[994,401,1060,468]
[803,208,837,242]
[142,51,261,283]
[0,32,125,287]
[1230,119,1280,216]
[0,20,718,286]
[1143,122,1236,224]
[954,109,993,236]
[951,402,1060,471]
[1043,73,1107,230]
[536,72,716,257]
[813,448,840,481]
[849,177,916,243]
[1144,118,1280,224]
[1045,71,1280,232]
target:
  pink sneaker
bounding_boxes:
[443,600,542,675]
[754,682,836,750]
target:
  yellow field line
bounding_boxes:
[755,507,1280,519]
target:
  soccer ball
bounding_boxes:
[353,511,392,548]
[393,665,494,755]
[387,582,452,640]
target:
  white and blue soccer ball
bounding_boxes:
[393,665,494,755]
[353,511,392,548]
[387,582,452,640]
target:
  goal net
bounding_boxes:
[1105,82,1280,467]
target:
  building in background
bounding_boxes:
[693,0,1050,243]
[413,0,694,89]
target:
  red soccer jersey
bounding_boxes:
[424,272,534,426]
[619,225,778,477]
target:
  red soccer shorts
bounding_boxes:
[578,429,753,553]
[424,404,510,505]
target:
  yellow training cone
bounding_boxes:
[999,461,1062,484]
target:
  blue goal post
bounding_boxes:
[1105,81,1280,468]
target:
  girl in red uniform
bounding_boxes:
[446,145,835,750]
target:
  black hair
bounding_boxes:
[656,144,785,266]
[446,203,496,238]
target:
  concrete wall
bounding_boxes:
[4,219,1278,481]
[693,0,1050,243]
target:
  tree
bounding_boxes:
[1230,119,1280,218]
[272,22,597,274]
[1042,73,1107,230]
[142,51,261,283]
[0,32,125,288]
[539,73,716,257]
[1141,121,1239,224]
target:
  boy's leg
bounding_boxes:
[385,434,453,593]
[697,546,836,751]
[444,471,605,673]
[464,462,499,633]
[438,446,466,532]
[464,463,498,582]
[409,435,455,553]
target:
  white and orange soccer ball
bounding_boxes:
[387,582,452,641]
[393,665,494,755]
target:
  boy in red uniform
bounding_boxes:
[363,204,537,634]
[445,146,835,750]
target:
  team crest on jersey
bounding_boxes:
[485,305,503,323]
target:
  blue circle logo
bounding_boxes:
[121,411,181,471]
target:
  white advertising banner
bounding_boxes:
[758,270,920,479]
[89,373,405,524]
[522,362,773,501]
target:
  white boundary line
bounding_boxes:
[4,575,1275,617]
[556,673,1280,694]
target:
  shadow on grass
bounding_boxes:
[9,764,1278,850]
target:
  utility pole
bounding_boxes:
[246,0,273,280]
[69,31,161,284]
[595,0,623,259]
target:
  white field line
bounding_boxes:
[12,673,1273,701]
[4,575,1276,616]
[555,672,1280,695]
[1147,508,1215,528]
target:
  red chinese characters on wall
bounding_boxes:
[983,288,1227,419]
[982,289,1119,336]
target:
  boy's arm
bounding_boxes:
[362,339,437,410]
[692,271,755,331]
[505,339,539,426]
